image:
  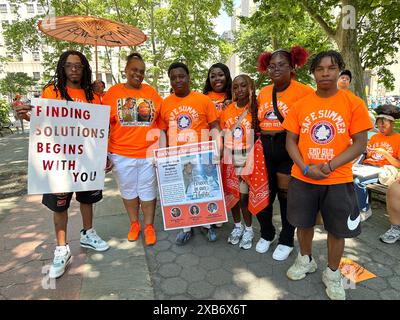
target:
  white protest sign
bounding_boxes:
[28,98,110,194]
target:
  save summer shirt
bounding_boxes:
[258,80,314,131]
[159,91,218,146]
[282,89,373,185]
[363,132,400,167]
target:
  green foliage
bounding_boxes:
[0,73,35,98]
[2,0,234,91]
[358,1,400,90]
[0,99,10,124]
[238,0,400,98]
[395,120,400,133]
[235,1,332,89]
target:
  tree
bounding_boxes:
[0,73,35,101]
[294,0,400,101]
[235,2,332,89]
[241,0,400,102]
[2,0,234,92]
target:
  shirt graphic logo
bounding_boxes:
[347,213,361,231]
[265,110,278,120]
[311,121,335,145]
[372,152,384,160]
[177,114,192,129]
[233,126,244,140]
[57,200,67,207]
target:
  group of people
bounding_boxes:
[14,45,399,301]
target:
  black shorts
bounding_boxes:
[287,178,361,238]
[42,190,103,213]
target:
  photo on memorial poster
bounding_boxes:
[117,97,155,126]
[180,153,222,201]
[154,141,228,230]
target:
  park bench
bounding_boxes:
[366,183,388,196]
[366,182,388,204]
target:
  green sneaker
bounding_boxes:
[322,267,346,300]
[287,253,318,280]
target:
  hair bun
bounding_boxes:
[290,46,309,69]
[257,52,272,73]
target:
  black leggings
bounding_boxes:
[256,132,295,247]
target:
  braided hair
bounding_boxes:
[232,74,259,136]
[44,50,94,102]
[310,50,346,74]
[203,63,232,100]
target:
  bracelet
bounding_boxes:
[328,160,333,172]
[303,165,310,176]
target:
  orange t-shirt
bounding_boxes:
[102,83,162,158]
[363,133,400,167]
[206,91,227,118]
[94,92,106,104]
[159,91,218,146]
[282,90,373,185]
[258,80,314,131]
[42,85,89,102]
[220,102,253,150]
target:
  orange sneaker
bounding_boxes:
[127,221,140,241]
[144,224,156,246]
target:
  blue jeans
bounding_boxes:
[354,176,379,212]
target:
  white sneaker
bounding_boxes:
[380,225,400,244]
[80,228,109,251]
[255,237,275,253]
[227,225,244,245]
[360,208,372,222]
[272,244,294,261]
[49,245,72,279]
[239,229,254,250]
[322,267,346,300]
[287,253,318,280]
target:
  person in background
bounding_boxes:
[11,94,25,133]
[354,104,400,221]
[381,179,400,243]
[92,79,106,103]
[337,69,376,130]
[337,69,352,91]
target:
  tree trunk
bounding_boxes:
[336,0,367,104]
[272,36,279,51]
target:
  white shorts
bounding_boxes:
[109,154,157,201]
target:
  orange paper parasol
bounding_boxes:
[38,15,147,79]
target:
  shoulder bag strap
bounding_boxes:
[272,86,285,124]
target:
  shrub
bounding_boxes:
[0,99,11,124]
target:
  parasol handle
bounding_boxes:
[95,38,99,80]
